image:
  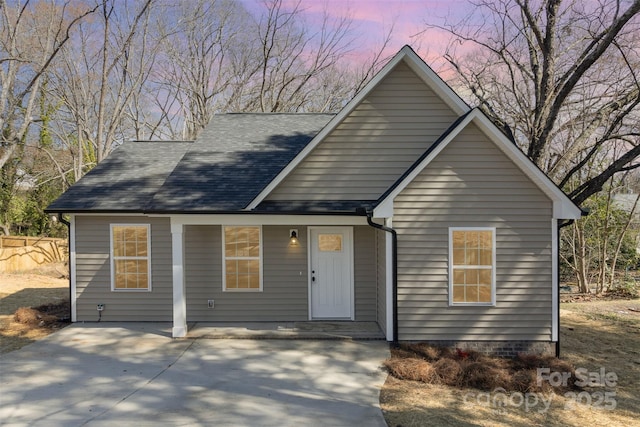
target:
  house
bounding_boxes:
[47,46,582,355]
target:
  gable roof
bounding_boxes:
[245,45,471,210]
[147,114,332,212]
[46,114,332,213]
[47,46,580,219]
[373,109,582,219]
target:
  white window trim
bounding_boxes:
[110,223,152,292]
[448,227,496,306]
[222,225,264,292]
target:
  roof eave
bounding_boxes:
[45,208,366,216]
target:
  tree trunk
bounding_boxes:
[575,222,590,293]
[609,193,640,290]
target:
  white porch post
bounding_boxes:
[385,217,394,342]
[552,219,559,342]
[171,221,187,337]
[69,215,77,322]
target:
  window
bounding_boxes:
[449,228,495,305]
[223,226,262,291]
[318,234,343,252]
[110,224,151,291]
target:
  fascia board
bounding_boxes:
[402,51,469,115]
[374,110,581,220]
[470,112,582,219]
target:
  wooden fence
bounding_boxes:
[0,237,68,273]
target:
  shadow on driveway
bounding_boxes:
[0,323,389,426]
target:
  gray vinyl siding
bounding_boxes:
[376,229,387,331]
[185,225,308,321]
[393,123,554,341]
[185,225,377,321]
[354,226,376,321]
[74,221,378,322]
[266,62,459,201]
[74,216,172,321]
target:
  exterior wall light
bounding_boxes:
[289,229,299,245]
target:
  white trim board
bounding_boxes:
[374,109,582,220]
[385,218,394,341]
[69,213,368,226]
[168,214,368,226]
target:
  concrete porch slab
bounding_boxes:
[188,321,386,340]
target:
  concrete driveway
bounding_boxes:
[0,323,390,426]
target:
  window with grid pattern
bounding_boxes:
[111,224,151,291]
[223,226,262,291]
[449,228,495,305]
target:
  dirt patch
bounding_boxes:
[0,262,70,354]
[561,291,639,303]
[14,301,70,326]
[381,298,640,427]
[561,299,640,325]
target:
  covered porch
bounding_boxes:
[187,321,385,340]
[169,214,394,341]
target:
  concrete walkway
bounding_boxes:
[0,323,390,427]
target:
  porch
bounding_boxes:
[187,321,385,340]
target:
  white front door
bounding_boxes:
[309,227,353,319]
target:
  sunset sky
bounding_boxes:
[242,0,472,71]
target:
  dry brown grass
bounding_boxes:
[432,357,463,385]
[384,343,579,394]
[381,298,640,427]
[385,358,440,383]
[0,264,70,354]
[14,302,69,326]
[14,306,57,325]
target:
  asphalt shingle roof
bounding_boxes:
[46,142,193,212]
[47,114,334,213]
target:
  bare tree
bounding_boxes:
[0,0,98,170]
[2,0,396,236]
[47,0,157,179]
[92,0,155,163]
[152,0,250,139]
[156,0,392,139]
[0,0,97,235]
[428,0,640,207]
[562,173,640,293]
[608,192,639,289]
[228,0,358,113]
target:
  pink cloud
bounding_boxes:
[243,0,477,74]
[295,1,471,61]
